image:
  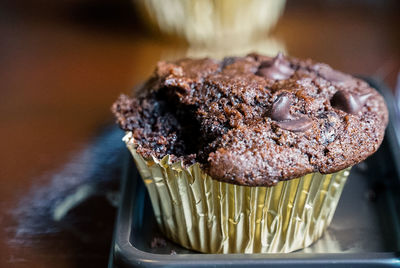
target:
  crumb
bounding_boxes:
[150,236,167,248]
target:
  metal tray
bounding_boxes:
[109,78,400,267]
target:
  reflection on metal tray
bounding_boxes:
[109,78,400,267]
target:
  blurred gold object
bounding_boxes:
[135,0,286,46]
[124,132,350,253]
[160,36,286,61]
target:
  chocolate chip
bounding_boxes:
[331,91,372,114]
[276,117,313,132]
[256,53,294,80]
[271,94,295,121]
[313,64,351,82]
[270,94,312,132]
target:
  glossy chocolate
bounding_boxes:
[331,91,372,114]
[270,94,294,121]
[313,64,351,82]
[276,117,313,132]
[271,94,312,132]
[256,53,294,80]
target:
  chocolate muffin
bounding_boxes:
[113,53,387,185]
[112,53,388,253]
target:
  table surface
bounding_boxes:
[1,1,399,267]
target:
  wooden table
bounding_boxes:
[1,1,399,267]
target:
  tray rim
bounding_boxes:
[110,77,400,267]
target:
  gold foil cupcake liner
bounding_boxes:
[134,0,286,45]
[124,133,350,253]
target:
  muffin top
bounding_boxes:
[112,53,388,186]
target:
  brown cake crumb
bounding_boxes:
[112,53,388,186]
[150,237,167,248]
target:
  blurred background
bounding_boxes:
[0,0,399,267]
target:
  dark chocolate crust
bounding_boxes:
[112,53,388,186]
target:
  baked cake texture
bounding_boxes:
[112,53,388,186]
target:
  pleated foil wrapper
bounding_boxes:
[124,132,350,253]
[134,0,286,45]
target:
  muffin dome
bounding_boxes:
[112,53,388,186]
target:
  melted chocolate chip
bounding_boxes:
[276,117,313,132]
[313,64,351,82]
[256,53,294,80]
[331,91,372,114]
[270,94,312,132]
[271,94,295,121]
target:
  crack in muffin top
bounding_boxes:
[112,53,388,186]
